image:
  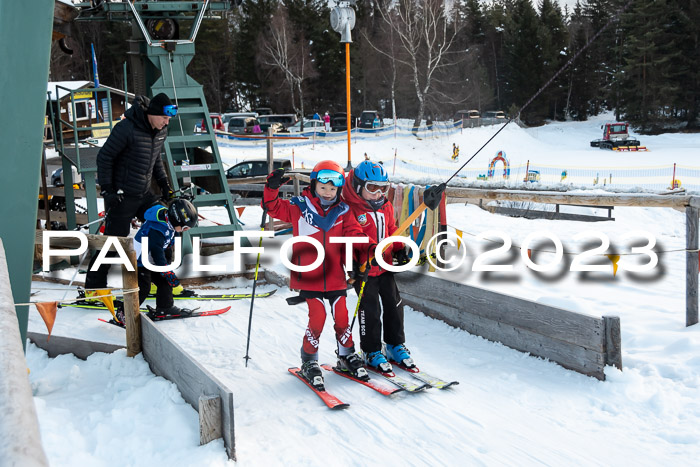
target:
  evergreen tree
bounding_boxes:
[565,1,595,120]
[537,0,569,120]
[234,0,279,110]
[503,0,543,123]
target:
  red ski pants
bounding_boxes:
[302,295,354,355]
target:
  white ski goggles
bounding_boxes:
[363,181,390,195]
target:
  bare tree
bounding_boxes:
[257,5,317,123]
[374,0,462,130]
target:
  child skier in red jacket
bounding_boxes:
[342,160,416,374]
[263,160,369,389]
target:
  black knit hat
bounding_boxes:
[147,93,173,116]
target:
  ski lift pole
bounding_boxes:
[243,208,268,367]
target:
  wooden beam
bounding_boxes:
[0,240,49,466]
[199,395,223,445]
[444,187,692,209]
[122,248,141,356]
[603,316,622,370]
[686,207,699,326]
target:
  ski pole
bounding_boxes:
[243,207,268,367]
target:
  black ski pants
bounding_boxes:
[137,266,173,309]
[354,272,405,354]
[85,193,158,289]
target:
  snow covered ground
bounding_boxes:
[26,116,700,466]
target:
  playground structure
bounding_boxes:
[486,151,510,180]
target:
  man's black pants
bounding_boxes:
[85,193,158,289]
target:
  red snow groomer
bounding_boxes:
[590,122,647,151]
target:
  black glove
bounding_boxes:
[393,247,410,266]
[266,168,290,189]
[367,243,379,267]
[160,182,175,200]
[100,185,123,211]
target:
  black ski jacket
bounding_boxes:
[97,96,169,196]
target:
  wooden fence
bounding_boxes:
[394,272,621,380]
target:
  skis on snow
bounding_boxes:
[67,289,276,311]
[288,367,349,410]
[364,366,430,393]
[389,360,459,390]
[320,364,403,396]
[98,305,232,328]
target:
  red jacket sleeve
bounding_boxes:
[262,186,296,223]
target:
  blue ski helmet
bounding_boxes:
[353,160,389,194]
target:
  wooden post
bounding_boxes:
[603,316,622,370]
[199,395,223,445]
[122,246,142,356]
[293,176,300,197]
[266,127,275,231]
[686,206,699,326]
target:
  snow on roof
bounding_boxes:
[47,81,92,100]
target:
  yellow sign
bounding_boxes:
[74,91,93,100]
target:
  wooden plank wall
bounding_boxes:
[0,239,49,466]
[394,272,622,380]
[140,316,237,461]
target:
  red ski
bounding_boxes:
[320,364,403,396]
[98,306,231,328]
[288,367,349,410]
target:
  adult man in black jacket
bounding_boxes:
[85,93,176,291]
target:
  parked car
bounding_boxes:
[227,117,258,135]
[253,107,273,116]
[258,114,298,130]
[288,119,325,133]
[330,112,357,132]
[257,121,285,134]
[195,113,224,133]
[482,110,506,119]
[359,110,383,128]
[226,159,291,179]
[454,109,480,121]
[222,112,257,132]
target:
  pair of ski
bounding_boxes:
[289,362,458,410]
[66,289,277,311]
[98,305,233,328]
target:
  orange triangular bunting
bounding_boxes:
[455,229,463,249]
[606,254,621,276]
[95,289,117,319]
[527,249,533,260]
[35,301,58,340]
[236,207,246,217]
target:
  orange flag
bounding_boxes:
[95,289,117,320]
[606,254,621,276]
[236,207,246,217]
[527,249,533,260]
[455,229,463,249]
[35,302,58,340]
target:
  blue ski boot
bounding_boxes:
[364,350,393,374]
[385,344,417,370]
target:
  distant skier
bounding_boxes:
[323,112,331,132]
[341,160,415,374]
[263,160,368,388]
[451,143,459,161]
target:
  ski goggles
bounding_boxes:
[313,169,345,187]
[363,181,390,195]
[163,104,178,117]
